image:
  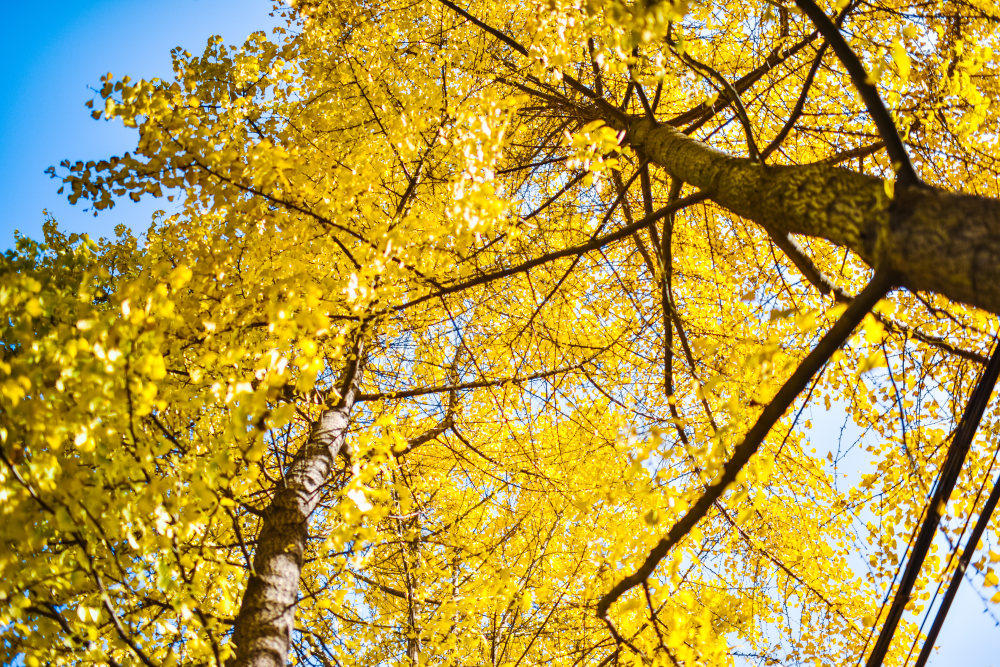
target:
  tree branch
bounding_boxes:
[596,270,895,620]
[390,192,709,314]
[791,0,918,185]
[866,335,1000,666]
[610,115,1000,316]
[914,458,1000,665]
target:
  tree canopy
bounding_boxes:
[4,0,1000,664]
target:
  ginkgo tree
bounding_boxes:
[5,0,1000,664]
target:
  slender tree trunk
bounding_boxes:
[229,349,364,666]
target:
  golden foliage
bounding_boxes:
[5,0,1000,664]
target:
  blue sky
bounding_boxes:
[1,1,997,663]
[0,0,275,248]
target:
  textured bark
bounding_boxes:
[615,116,1000,316]
[228,352,363,667]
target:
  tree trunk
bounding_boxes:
[228,351,363,667]
[611,115,1000,316]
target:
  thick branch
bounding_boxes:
[358,358,593,402]
[613,116,1000,316]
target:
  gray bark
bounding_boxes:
[228,350,363,667]
[614,116,1000,316]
